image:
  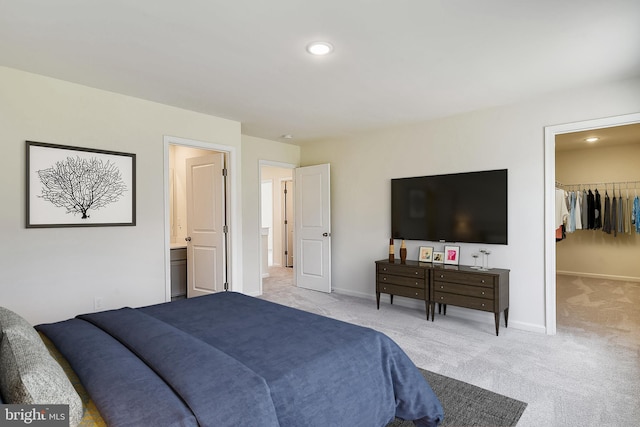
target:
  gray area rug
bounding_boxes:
[387,369,527,427]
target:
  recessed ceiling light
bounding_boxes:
[281,134,293,140]
[306,41,333,56]
[585,137,599,143]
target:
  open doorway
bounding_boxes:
[164,136,241,302]
[554,124,640,341]
[259,162,295,293]
[544,112,640,335]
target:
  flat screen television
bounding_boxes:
[391,169,508,245]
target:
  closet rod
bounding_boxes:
[557,180,640,189]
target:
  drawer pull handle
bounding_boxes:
[481,303,485,307]
[440,285,444,289]
[481,292,485,295]
[440,297,444,300]
[415,292,418,296]
[415,282,419,285]
[383,268,387,271]
[440,274,444,278]
[383,277,387,281]
[481,279,485,283]
[415,272,418,275]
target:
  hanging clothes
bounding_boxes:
[567,191,576,233]
[594,189,602,229]
[555,188,569,240]
[625,193,632,234]
[611,192,617,237]
[631,196,640,233]
[587,189,595,229]
[602,191,611,234]
[617,191,624,233]
[581,189,588,229]
[575,190,583,230]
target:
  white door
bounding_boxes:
[295,164,331,293]
[186,153,226,297]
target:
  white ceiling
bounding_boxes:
[2,0,640,144]
[556,123,640,152]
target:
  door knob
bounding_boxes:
[322,232,331,237]
[185,237,192,242]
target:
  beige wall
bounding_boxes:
[0,67,242,324]
[556,143,640,280]
[241,135,300,296]
[301,76,640,333]
[2,63,639,333]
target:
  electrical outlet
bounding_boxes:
[94,296,104,311]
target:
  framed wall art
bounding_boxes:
[444,245,460,265]
[26,141,136,228]
[418,246,433,262]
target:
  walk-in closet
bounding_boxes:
[554,123,640,344]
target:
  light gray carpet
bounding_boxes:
[388,368,526,427]
[261,267,640,427]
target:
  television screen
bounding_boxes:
[391,169,508,245]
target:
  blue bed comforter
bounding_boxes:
[37,292,443,427]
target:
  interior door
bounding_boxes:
[186,153,225,297]
[295,164,331,293]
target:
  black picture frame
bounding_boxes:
[26,141,136,228]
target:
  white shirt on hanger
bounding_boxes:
[556,188,569,229]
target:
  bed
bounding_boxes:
[2,291,443,427]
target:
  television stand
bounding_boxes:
[375,260,430,320]
[432,265,509,335]
[375,260,509,335]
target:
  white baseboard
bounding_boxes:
[332,286,546,334]
[557,270,640,283]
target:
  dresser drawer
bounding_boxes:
[432,270,494,287]
[378,283,426,300]
[377,264,425,279]
[434,292,494,312]
[433,282,494,299]
[378,273,424,288]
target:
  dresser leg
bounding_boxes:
[390,294,394,305]
[430,302,435,321]
[504,308,509,328]
[424,300,429,320]
[443,304,447,316]
[494,313,500,336]
[376,292,380,310]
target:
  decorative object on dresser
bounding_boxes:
[388,238,395,262]
[418,246,433,262]
[399,239,407,263]
[433,251,444,263]
[376,260,430,320]
[432,266,510,336]
[444,245,460,265]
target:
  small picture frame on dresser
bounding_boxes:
[418,246,433,262]
[432,251,444,263]
[444,245,460,265]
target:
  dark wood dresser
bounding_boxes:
[375,260,510,335]
[375,260,430,320]
[431,265,510,335]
